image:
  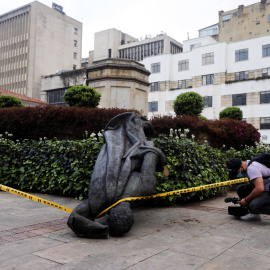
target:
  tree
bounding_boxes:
[0,96,24,108]
[219,107,243,120]
[173,91,204,116]
[63,85,101,108]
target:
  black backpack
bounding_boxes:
[248,153,270,179]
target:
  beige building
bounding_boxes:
[89,28,182,64]
[218,0,270,43]
[87,59,150,113]
[0,1,82,99]
[41,58,150,113]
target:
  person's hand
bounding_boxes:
[240,198,248,206]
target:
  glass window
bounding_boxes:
[73,65,76,70]
[232,94,246,106]
[151,62,160,73]
[74,28,78,35]
[202,52,214,65]
[202,74,214,85]
[262,44,270,57]
[74,40,77,47]
[222,14,232,21]
[235,49,248,62]
[178,60,189,71]
[73,52,77,59]
[48,89,67,106]
[178,80,188,89]
[260,117,270,129]
[235,71,249,80]
[190,43,201,51]
[151,82,160,91]
[260,91,270,104]
[262,67,270,76]
[204,96,213,108]
[268,14,270,22]
[148,101,158,112]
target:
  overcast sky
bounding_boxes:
[1,0,259,57]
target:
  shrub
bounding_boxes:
[150,115,260,150]
[219,107,243,120]
[0,106,138,140]
[210,119,260,150]
[0,95,24,108]
[153,133,228,204]
[173,91,204,116]
[0,135,104,200]
[0,131,266,204]
[198,115,207,120]
[63,85,101,108]
[0,132,227,203]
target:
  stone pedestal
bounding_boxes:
[87,58,150,114]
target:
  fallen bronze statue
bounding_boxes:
[67,112,167,238]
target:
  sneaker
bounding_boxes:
[240,213,261,221]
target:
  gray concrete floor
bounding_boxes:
[0,190,270,270]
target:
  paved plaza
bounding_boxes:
[0,190,270,270]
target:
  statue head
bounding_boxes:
[107,202,134,237]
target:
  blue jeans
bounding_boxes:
[236,183,270,215]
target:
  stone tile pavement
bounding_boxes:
[0,190,270,270]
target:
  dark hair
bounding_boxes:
[226,158,241,180]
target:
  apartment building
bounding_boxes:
[89,28,182,64]
[0,1,82,99]
[218,0,270,43]
[144,34,270,143]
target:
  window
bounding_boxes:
[262,44,270,57]
[202,74,214,85]
[178,80,188,89]
[262,67,270,76]
[178,60,189,71]
[151,62,160,73]
[73,52,77,59]
[148,101,158,112]
[260,91,270,104]
[74,40,77,47]
[235,71,249,80]
[48,89,67,106]
[74,28,78,35]
[73,65,76,70]
[190,43,201,51]
[222,14,232,21]
[268,14,270,22]
[202,52,214,65]
[232,94,246,106]
[108,49,111,58]
[235,49,248,62]
[151,82,160,91]
[204,96,213,108]
[260,117,270,129]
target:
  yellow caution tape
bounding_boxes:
[95,178,249,218]
[0,184,73,214]
[0,178,249,218]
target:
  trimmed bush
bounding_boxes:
[0,132,268,203]
[219,107,243,120]
[63,85,101,108]
[173,91,204,116]
[150,115,260,150]
[0,106,138,140]
[0,95,24,108]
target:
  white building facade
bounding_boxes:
[142,35,270,143]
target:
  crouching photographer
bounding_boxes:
[226,155,270,221]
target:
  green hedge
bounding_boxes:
[1,131,269,203]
